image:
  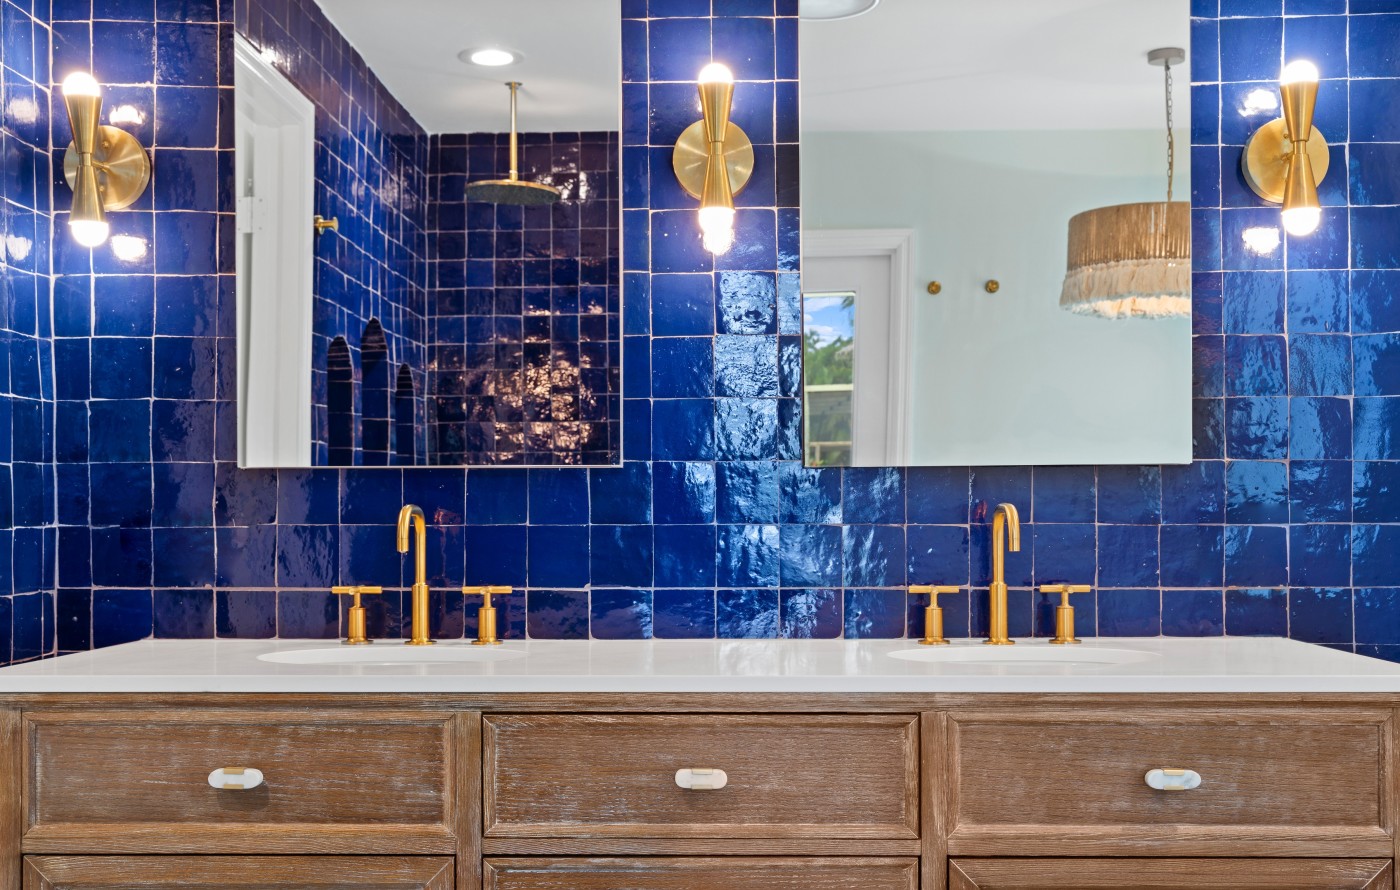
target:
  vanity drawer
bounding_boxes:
[484,714,919,839]
[949,858,1393,889]
[947,707,1394,857]
[485,857,918,890]
[24,711,459,854]
[24,856,455,889]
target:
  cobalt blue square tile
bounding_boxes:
[905,525,970,586]
[1287,270,1348,334]
[653,460,716,524]
[1220,0,1280,13]
[1291,397,1353,462]
[1355,588,1400,644]
[276,524,338,588]
[591,525,655,586]
[1033,524,1096,585]
[1354,398,1400,460]
[1225,460,1289,523]
[1354,334,1400,396]
[651,399,715,460]
[717,524,779,587]
[624,398,652,458]
[1219,16,1282,82]
[91,338,152,399]
[94,277,154,335]
[716,460,780,523]
[1350,143,1400,207]
[1290,460,1351,522]
[1224,525,1288,587]
[1291,523,1352,586]
[215,590,276,639]
[528,468,589,525]
[779,524,841,587]
[971,467,1031,523]
[624,334,651,397]
[277,591,340,640]
[403,469,466,525]
[647,144,692,210]
[155,275,217,336]
[718,588,779,638]
[213,465,275,527]
[714,334,778,398]
[653,589,716,639]
[715,398,778,459]
[11,593,45,662]
[1285,208,1349,270]
[654,524,716,587]
[1352,271,1400,333]
[625,272,651,335]
[1349,79,1400,144]
[91,20,155,84]
[1224,271,1284,333]
[463,526,527,586]
[153,87,219,150]
[93,589,152,649]
[1359,645,1400,663]
[1352,207,1400,268]
[1226,396,1288,459]
[907,467,970,524]
[213,525,275,588]
[527,526,589,588]
[1097,526,1160,588]
[1350,13,1400,78]
[1032,466,1095,523]
[1226,335,1287,396]
[1221,208,1283,271]
[152,337,216,401]
[1191,84,1221,149]
[969,588,1034,640]
[55,588,90,652]
[779,464,841,524]
[716,209,778,273]
[591,462,653,524]
[1190,18,1219,82]
[1096,466,1162,524]
[1355,461,1400,522]
[1162,589,1224,637]
[779,588,841,639]
[152,399,215,463]
[1285,0,1343,11]
[1225,587,1287,636]
[1160,524,1226,587]
[155,22,217,87]
[88,400,150,462]
[652,274,714,335]
[1289,587,1353,644]
[842,589,906,640]
[91,524,153,588]
[713,15,774,81]
[1162,461,1226,523]
[526,589,588,640]
[1355,524,1400,586]
[647,16,710,82]
[623,208,649,270]
[1097,589,1161,636]
[716,271,777,335]
[339,471,402,524]
[970,521,1032,587]
[621,19,648,83]
[590,588,653,640]
[154,209,218,272]
[152,527,214,587]
[338,524,401,589]
[1192,146,1221,207]
[1283,13,1345,76]
[777,209,801,272]
[843,468,905,524]
[841,525,904,588]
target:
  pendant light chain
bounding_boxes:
[1164,57,1175,204]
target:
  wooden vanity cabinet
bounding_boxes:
[22,856,455,889]
[948,858,1394,889]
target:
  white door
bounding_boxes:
[235,37,315,468]
[801,230,912,466]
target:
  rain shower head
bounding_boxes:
[464,81,563,206]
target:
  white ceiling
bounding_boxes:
[314,0,621,135]
[313,0,1189,136]
[801,0,1191,132]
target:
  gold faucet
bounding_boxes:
[986,502,1021,645]
[396,504,433,645]
[464,586,513,645]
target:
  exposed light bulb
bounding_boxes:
[698,63,734,85]
[699,206,735,255]
[61,71,101,97]
[69,218,110,247]
[1281,206,1322,237]
[1241,226,1281,255]
[1281,60,1320,85]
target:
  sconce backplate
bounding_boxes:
[64,125,151,211]
[1242,117,1330,204]
[672,121,755,200]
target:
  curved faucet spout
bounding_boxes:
[396,504,433,645]
[994,502,1021,553]
[986,502,1021,646]
[396,504,425,553]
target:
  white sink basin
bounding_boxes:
[259,643,527,666]
[888,644,1158,667]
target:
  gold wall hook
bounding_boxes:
[908,585,959,645]
[313,214,339,235]
[1040,584,1091,645]
[332,585,383,645]
[464,585,513,645]
[984,279,1000,294]
[926,281,942,295]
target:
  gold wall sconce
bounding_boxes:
[61,72,150,248]
[672,63,754,255]
[1242,60,1329,237]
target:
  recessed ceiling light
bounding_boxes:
[460,47,519,67]
[799,0,879,20]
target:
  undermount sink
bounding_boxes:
[259,643,528,666]
[888,643,1159,667]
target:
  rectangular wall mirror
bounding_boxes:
[234,0,622,468]
[800,0,1192,467]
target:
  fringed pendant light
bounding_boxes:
[1060,48,1191,320]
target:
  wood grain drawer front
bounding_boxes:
[24,856,454,889]
[485,714,919,839]
[24,711,458,854]
[484,857,918,890]
[948,858,1394,889]
[947,708,1393,857]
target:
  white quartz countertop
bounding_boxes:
[0,637,1398,694]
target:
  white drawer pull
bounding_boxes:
[208,767,264,790]
[674,768,728,790]
[1145,768,1201,791]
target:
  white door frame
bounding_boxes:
[802,229,914,465]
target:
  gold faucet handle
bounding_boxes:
[463,585,513,607]
[908,584,960,604]
[463,586,513,646]
[1039,584,1091,606]
[331,585,383,607]
[908,585,960,645]
[332,586,383,645]
[1040,584,1091,645]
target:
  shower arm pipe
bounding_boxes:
[507,81,520,183]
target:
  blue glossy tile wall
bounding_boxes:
[427,130,621,465]
[0,0,58,664]
[1,0,1398,664]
